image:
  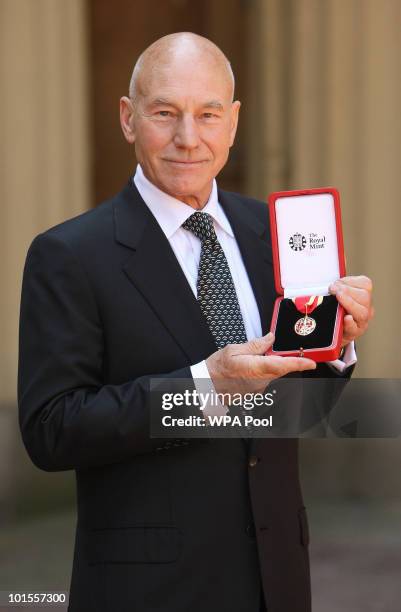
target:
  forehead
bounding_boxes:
[139,55,232,104]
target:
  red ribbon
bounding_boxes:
[292,295,323,315]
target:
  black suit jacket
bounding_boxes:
[18,181,353,612]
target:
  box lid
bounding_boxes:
[268,187,346,297]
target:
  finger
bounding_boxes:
[330,283,371,307]
[330,275,373,292]
[342,314,359,340]
[255,355,316,378]
[331,290,370,325]
[230,332,275,356]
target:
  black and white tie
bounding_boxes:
[182,211,248,349]
[183,211,253,437]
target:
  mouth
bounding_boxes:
[162,159,209,166]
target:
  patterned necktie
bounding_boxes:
[182,211,248,348]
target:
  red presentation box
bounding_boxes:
[266,187,346,362]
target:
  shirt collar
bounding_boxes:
[133,164,234,239]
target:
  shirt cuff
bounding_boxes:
[190,360,228,419]
[326,341,357,373]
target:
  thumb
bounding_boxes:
[232,332,275,356]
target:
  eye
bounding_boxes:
[201,112,222,121]
[157,110,172,117]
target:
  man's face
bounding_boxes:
[122,56,240,207]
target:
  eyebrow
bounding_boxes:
[148,97,175,108]
[203,101,225,111]
[147,98,225,111]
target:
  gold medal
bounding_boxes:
[292,296,324,337]
[294,312,316,336]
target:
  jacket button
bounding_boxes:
[248,456,259,467]
[246,523,256,538]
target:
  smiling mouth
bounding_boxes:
[163,159,208,165]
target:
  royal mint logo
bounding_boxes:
[309,232,326,249]
[289,232,326,252]
[289,233,307,251]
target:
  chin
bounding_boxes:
[164,177,206,198]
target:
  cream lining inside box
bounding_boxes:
[275,193,340,298]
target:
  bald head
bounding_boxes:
[129,32,235,102]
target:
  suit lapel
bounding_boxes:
[113,182,217,364]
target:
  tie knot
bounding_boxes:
[182,212,217,243]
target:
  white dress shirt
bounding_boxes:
[133,164,357,408]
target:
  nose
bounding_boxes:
[173,114,201,149]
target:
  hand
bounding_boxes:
[205,332,316,397]
[329,275,374,347]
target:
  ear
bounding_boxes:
[229,100,241,147]
[120,96,136,144]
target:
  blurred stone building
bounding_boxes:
[1,0,400,519]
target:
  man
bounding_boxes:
[18,33,373,612]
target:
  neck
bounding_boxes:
[138,166,214,209]
[178,194,208,210]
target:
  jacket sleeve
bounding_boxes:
[18,233,197,473]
